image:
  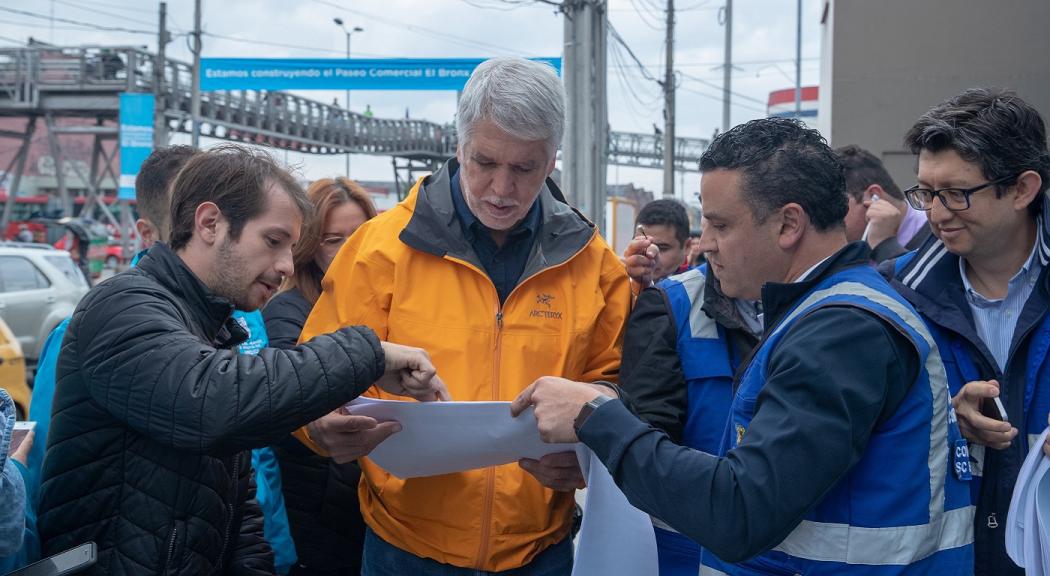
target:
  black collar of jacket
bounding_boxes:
[759,241,873,333]
[136,242,248,348]
[701,265,753,334]
[399,158,596,277]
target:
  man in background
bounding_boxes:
[838,144,930,262]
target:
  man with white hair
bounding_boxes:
[297,57,631,573]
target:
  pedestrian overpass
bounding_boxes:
[0,44,708,226]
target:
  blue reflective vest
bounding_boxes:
[702,264,974,575]
[653,266,739,575]
[893,250,1050,504]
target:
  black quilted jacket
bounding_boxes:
[38,243,385,575]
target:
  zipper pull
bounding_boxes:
[496,311,503,329]
[987,513,999,529]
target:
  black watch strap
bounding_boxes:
[573,394,614,435]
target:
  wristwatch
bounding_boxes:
[573,394,614,435]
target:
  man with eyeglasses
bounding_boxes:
[888,87,1050,575]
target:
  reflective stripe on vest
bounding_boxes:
[764,281,972,564]
[664,267,720,339]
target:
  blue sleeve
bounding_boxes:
[236,311,297,573]
[0,391,25,557]
[26,318,70,503]
[252,448,297,574]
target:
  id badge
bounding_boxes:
[953,438,973,481]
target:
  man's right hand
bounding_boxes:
[952,379,1018,449]
[307,409,401,464]
[862,196,904,248]
[622,236,660,288]
[377,342,451,402]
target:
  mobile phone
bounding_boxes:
[8,421,35,455]
[980,397,1008,422]
[6,542,97,576]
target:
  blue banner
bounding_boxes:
[118,93,155,201]
[200,58,562,92]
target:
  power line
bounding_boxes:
[678,70,766,105]
[56,0,155,15]
[626,0,664,30]
[0,6,153,35]
[50,0,159,29]
[307,0,531,56]
[202,31,389,57]
[607,22,661,84]
[679,84,766,114]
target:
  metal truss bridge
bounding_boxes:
[0,44,708,225]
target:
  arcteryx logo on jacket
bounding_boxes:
[530,293,562,319]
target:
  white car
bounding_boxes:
[0,242,89,365]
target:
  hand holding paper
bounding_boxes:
[307,409,401,464]
[511,376,606,443]
[345,397,574,478]
[376,341,451,402]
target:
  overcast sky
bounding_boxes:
[0,0,824,198]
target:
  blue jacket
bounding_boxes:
[887,204,1050,576]
[702,261,973,575]
[0,388,38,573]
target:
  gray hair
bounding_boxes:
[457,57,565,156]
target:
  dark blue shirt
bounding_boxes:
[450,169,541,305]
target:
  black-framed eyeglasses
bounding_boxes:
[903,174,1019,212]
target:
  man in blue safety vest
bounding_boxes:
[515,117,975,574]
[620,230,760,576]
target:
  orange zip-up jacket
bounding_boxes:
[297,160,630,571]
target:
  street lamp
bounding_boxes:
[334,17,363,176]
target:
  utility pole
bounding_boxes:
[661,0,675,198]
[334,18,363,176]
[562,0,608,233]
[190,0,202,148]
[721,0,733,132]
[794,0,802,118]
[154,2,168,148]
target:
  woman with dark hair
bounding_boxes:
[263,176,377,575]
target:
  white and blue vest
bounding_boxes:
[653,266,739,574]
[701,265,974,575]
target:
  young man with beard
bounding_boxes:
[37,145,448,575]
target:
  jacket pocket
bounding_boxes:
[162,519,186,576]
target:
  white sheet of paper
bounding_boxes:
[344,397,659,575]
[345,397,575,478]
[1006,426,1050,573]
[1039,465,1050,571]
[573,445,659,575]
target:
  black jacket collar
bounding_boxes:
[136,242,247,348]
[701,265,753,334]
[760,241,873,333]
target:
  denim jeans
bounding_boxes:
[361,527,573,576]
